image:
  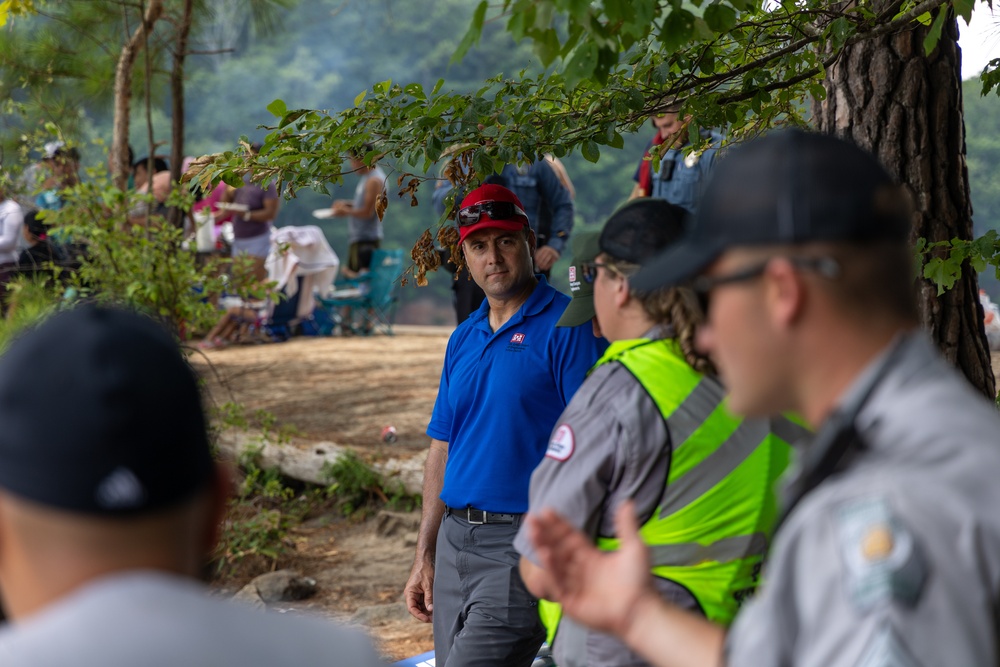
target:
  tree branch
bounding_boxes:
[111,0,164,190]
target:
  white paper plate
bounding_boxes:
[312,208,334,219]
[215,202,249,212]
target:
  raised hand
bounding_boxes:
[526,501,651,638]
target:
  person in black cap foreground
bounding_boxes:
[514,199,806,667]
[0,305,385,666]
[525,130,1000,666]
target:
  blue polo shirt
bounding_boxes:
[427,277,606,513]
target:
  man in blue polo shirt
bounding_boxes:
[404,183,605,667]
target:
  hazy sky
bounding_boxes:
[959,9,1000,80]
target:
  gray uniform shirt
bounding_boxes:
[515,336,702,667]
[727,332,1000,667]
[0,571,386,666]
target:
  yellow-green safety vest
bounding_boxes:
[541,337,800,641]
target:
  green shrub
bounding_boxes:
[0,275,59,353]
[323,450,420,518]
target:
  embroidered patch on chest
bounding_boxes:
[510,332,525,343]
[546,424,575,461]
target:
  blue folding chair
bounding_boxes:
[318,248,403,336]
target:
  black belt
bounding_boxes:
[447,506,521,525]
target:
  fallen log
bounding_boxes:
[216,429,426,495]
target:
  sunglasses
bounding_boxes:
[457,201,528,227]
[690,256,840,316]
[581,261,618,284]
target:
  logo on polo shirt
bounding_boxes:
[568,266,577,283]
[510,333,525,344]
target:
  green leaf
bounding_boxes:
[828,17,851,48]
[692,17,715,41]
[452,1,489,64]
[220,171,245,188]
[535,28,562,67]
[923,256,961,295]
[472,150,495,178]
[581,140,600,163]
[626,88,646,111]
[278,110,306,129]
[953,0,975,24]
[404,83,426,100]
[563,40,599,88]
[661,9,696,52]
[534,1,554,31]
[353,90,366,107]
[567,0,590,22]
[266,99,287,118]
[981,58,1000,96]
[432,78,445,95]
[808,82,828,101]
[923,8,948,56]
[703,4,737,33]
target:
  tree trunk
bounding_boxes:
[815,8,996,400]
[167,0,194,229]
[111,0,165,191]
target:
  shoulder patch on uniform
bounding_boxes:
[837,497,927,612]
[546,424,575,461]
[854,625,921,667]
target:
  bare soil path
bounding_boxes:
[193,327,451,661]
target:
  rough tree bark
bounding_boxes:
[111,0,164,191]
[167,0,195,228]
[815,7,996,399]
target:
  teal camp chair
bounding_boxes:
[319,248,403,336]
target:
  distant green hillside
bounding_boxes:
[965,78,1000,297]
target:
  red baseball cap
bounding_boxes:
[457,184,530,244]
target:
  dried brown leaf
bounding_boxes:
[375,191,388,221]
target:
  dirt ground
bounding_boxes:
[192,333,1000,663]
[193,326,451,662]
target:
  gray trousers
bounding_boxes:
[433,511,545,667]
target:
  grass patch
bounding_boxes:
[213,445,420,580]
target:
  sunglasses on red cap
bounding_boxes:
[457,200,528,227]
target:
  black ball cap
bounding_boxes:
[0,305,214,515]
[599,198,687,267]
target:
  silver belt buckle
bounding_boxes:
[467,508,486,524]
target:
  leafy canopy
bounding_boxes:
[206,0,994,201]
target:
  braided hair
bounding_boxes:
[605,258,717,377]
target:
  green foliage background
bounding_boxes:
[3,1,999,320]
[966,78,1000,296]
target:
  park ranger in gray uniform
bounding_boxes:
[518,200,804,667]
[520,130,1000,667]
